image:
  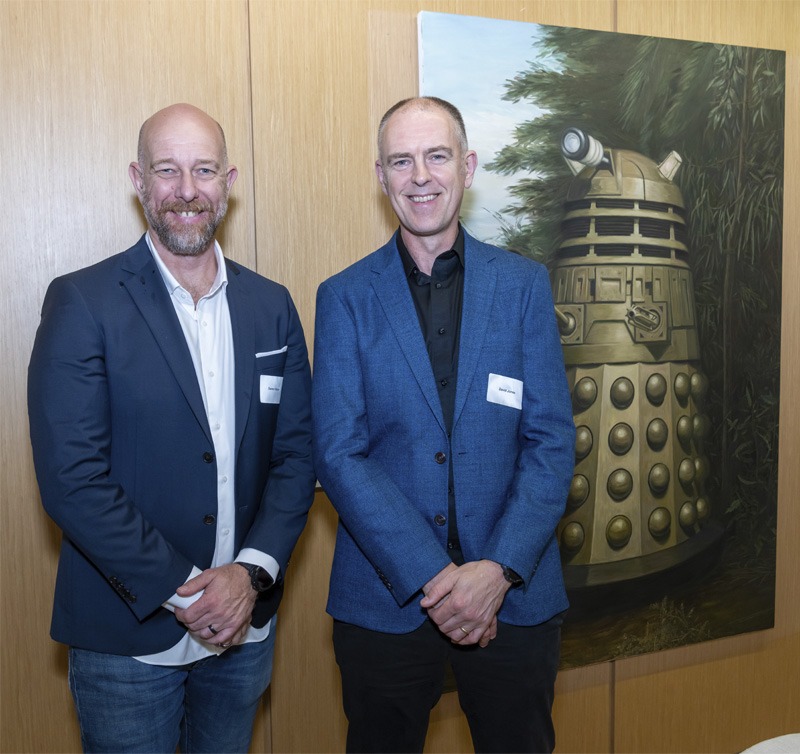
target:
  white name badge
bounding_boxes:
[260,375,284,404]
[486,373,523,410]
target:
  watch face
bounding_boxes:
[253,566,274,591]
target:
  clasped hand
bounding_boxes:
[420,560,510,648]
[174,563,256,647]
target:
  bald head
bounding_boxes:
[137,103,228,169]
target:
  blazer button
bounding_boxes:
[434,514,446,526]
[435,451,446,464]
[203,514,216,525]
[202,451,215,463]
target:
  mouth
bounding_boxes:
[408,194,438,204]
[177,210,200,218]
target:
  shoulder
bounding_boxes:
[45,237,148,298]
[318,239,396,293]
[465,233,547,281]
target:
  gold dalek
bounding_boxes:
[553,128,723,594]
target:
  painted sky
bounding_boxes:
[418,12,557,244]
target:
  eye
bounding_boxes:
[391,158,411,169]
[156,167,176,176]
[196,168,217,177]
[428,153,447,163]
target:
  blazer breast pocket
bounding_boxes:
[256,347,288,405]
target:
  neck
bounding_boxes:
[152,237,219,305]
[400,227,458,276]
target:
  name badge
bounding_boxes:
[486,373,523,410]
[260,375,284,404]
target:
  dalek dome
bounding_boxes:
[566,148,685,208]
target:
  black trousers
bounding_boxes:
[333,614,563,754]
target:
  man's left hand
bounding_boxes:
[174,563,256,646]
[420,560,510,647]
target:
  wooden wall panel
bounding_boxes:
[0,2,254,752]
[613,1,800,752]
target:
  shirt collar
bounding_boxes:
[396,226,465,279]
[145,231,228,299]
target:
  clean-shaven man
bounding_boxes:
[312,96,575,753]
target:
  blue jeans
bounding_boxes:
[68,620,275,753]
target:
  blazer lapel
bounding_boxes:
[120,236,212,443]
[370,240,446,433]
[453,236,497,427]
[224,259,254,456]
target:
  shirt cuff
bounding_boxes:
[162,565,204,613]
[235,548,280,582]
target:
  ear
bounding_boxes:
[226,165,238,191]
[128,162,145,199]
[463,150,478,189]
[375,160,389,196]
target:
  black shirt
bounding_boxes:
[397,228,465,564]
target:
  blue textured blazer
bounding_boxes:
[313,230,575,633]
[28,235,315,655]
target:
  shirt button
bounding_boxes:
[203,451,215,463]
[203,514,216,525]
[435,451,446,464]
[435,282,442,289]
[434,514,446,526]
[438,327,446,335]
[220,476,228,483]
[440,379,448,387]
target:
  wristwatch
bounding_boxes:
[501,564,524,588]
[236,562,275,593]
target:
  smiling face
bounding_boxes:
[376,103,477,257]
[129,104,237,258]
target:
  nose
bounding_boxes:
[175,170,199,202]
[411,159,431,186]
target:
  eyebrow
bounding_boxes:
[385,146,453,162]
[150,158,221,169]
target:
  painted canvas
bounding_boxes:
[418,11,784,668]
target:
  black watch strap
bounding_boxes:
[236,562,275,593]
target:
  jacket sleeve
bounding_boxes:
[27,276,194,619]
[312,279,452,606]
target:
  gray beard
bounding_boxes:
[142,194,228,257]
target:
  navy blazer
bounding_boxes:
[313,231,575,634]
[28,236,315,655]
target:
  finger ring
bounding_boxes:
[460,626,469,635]
[208,625,218,636]
[221,642,231,648]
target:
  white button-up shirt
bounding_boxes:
[136,233,274,665]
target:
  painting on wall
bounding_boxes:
[418,11,785,668]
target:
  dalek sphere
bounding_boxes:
[553,128,723,591]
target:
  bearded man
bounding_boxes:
[28,104,315,753]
